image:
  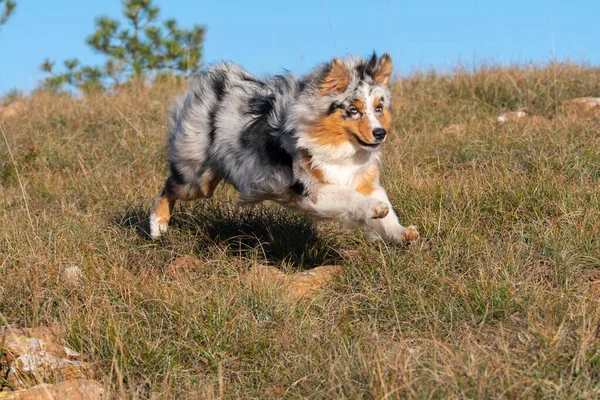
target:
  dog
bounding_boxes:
[150,52,419,244]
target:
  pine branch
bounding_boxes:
[39,0,205,92]
[0,0,16,29]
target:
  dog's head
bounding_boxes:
[309,53,393,153]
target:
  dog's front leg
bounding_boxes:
[297,184,390,224]
[363,185,419,244]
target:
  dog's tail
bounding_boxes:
[166,94,186,140]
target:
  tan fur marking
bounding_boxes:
[308,112,352,147]
[309,109,378,147]
[375,98,392,133]
[298,150,325,204]
[154,194,175,225]
[320,59,350,95]
[356,115,374,144]
[373,53,393,86]
[301,150,326,183]
[355,166,379,196]
[353,99,365,111]
[200,170,221,198]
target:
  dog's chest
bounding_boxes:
[320,163,367,188]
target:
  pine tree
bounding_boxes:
[40,59,105,93]
[0,0,16,30]
[41,0,205,92]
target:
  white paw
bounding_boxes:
[149,212,168,239]
[398,225,419,244]
[366,199,389,220]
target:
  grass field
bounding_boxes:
[1,63,600,399]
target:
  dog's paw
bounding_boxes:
[366,199,389,220]
[399,225,419,243]
[149,212,168,239]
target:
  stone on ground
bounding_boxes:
[496,109,528,123]
[494,109,551,129]
[245,264,342,299]
[562,97,600,117]
[0,325,92,390]
[0,379,104,400]
[61,265,84,289]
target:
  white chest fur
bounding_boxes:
[320,163,367,187]
[310,150,380,189]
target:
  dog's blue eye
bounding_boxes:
[349,107,358,114]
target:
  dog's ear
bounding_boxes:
[373,53,393,86]
[321,59,350,95]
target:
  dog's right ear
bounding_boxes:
[373,53,393,86]
[320,59,350,95]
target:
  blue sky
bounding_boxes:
[0,0,598,95]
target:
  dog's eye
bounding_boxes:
[348,107,359,115]
[376,104,383,113]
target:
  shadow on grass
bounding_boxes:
[114,202,341,270]
[115,206,152,240]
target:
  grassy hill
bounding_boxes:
[1,63,600,398]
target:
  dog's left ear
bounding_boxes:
[373,53,393,86]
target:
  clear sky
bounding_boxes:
[0,0,598,95]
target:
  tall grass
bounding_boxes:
[1,63,600,398]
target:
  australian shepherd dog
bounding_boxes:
[150,52,419,244]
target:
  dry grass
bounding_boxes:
[1,63,600,399]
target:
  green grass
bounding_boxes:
[1,63,600,398]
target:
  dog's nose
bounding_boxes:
[372,128,387,141]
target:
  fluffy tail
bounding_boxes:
[166,94,186,139]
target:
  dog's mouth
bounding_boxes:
[353,134,382,150]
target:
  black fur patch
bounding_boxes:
[208,106,219,144]
[169,162,186,185]
[207,73,227,144]
[297,79,307,92]
[289,180,305,196]
[264,135,292,167]
[327,102,339,115]
[241,94,293,168]
[247,93,276,116]
[212,70,228,100]
[356,52,378,81]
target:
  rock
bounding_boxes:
[286,266,344,298]
[246,264,287,285]
[496,109,528,124]
[61,265,84,289]
[0,379,104,400]
[0,101,25,120]
[245,264,342,299]
[494,109,551,129]
[0,326,92,390]
[562,97,600,117]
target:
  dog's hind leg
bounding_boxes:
[149,177,178,239]
[149,171,222,239]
